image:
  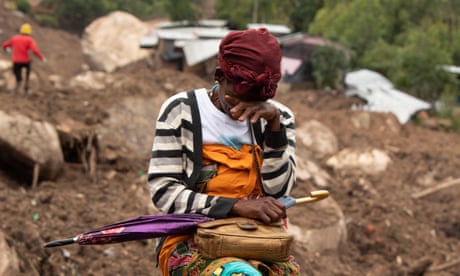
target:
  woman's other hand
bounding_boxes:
[230,197,286,224]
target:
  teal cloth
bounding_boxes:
[212,261,262,276]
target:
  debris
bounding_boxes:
[407,257,433,275]
[412,178,460,199]
[427,257,460,272]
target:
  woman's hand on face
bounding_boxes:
[230,197,286,224]
[225,95,280,127]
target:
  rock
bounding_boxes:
[1,71,15,91]
[350,111,371,129]
[297,120,339,161]
[0,58,11,71]
[0,110,64,181]
[48,74,65,90]
[98,96,167,155]
[326,148,391,175]
[69,71,112,90]
[296,158,333,188]
[288,196,346,253]
[81,11,151,72]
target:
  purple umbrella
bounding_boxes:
[44,191,329,248]
[44,213,213,248]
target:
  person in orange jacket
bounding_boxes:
[2,23,45,94]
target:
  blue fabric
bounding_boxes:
[212,261,262,276]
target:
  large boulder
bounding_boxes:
[288,196,347,254]
[0,58,11,71]
[297,120,339,161]
[97,95,167,156]
[296,158,333,188]
[0,110,64,181]
[326,148,391,175]
[81,11,151,72]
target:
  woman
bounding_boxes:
[147,28,298,275]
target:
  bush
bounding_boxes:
[34,14,59,28]
[312,46,349,89]
[15,0,30,14]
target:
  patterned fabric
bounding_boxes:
[168,238,300,276]
[205,258,262,276]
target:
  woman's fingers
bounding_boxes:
[255,198,286,223]
[231,197,286,223]
[229,101,279,123]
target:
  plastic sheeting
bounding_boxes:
[345,69,431,124]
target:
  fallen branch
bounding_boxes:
[412,178,460,199]
[427,258,460,272]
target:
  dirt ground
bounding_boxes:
[1,9,460,276]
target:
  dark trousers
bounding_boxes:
[13,62,31,90]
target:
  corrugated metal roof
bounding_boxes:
[247,23,291,34]
[157,19,228,29]
[345,69,431,124]
[140,19,229,48]
[183,39,221,66]
[198,19,228,27]
[156,27,229,40]
[139,35,158,48]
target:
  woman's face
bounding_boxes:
[217,79,238,115]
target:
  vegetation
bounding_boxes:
[309,0,460,102]
[14,0,30,14]
[32,0,169,30]
[312,46,348,89]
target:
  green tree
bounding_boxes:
[312,46,349,89]
[38,0,162,31]
[452,29,460,65]
[309,0,460,101]
[55,0,111,30]
[310,0,387,65]
[359,39,401,76]
[15,0,31,14]
[165,0,201,22]
[215,0,292,29]
[393,23,457,101]
[215,0,254,29]
[288,0,323,32]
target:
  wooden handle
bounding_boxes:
[295,190,329,205]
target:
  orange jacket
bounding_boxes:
[2,34,44,63]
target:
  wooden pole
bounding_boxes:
[412,178,460,199]
[32,163,40,188]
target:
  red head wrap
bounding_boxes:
[218,28,281,101]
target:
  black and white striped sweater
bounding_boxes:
[147,89,296,218]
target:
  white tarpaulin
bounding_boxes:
[345,69,431,124]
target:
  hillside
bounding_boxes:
[1,9,460,276]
